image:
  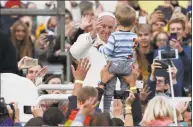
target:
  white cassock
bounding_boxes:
[70,33,120,111]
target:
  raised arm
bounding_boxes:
[70,33,94,61]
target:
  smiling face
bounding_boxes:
[26,65,41,81]
[169,22,184,41]
[15,25,26,41]
[155,77,168,93]
[98,16,116,43]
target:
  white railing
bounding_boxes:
[37,84,74,95]
[36,94,71,107]
[36,84,74,106]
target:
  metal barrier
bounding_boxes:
[36,94,70,107]
[36,84,74,106]
[37,84,74,95]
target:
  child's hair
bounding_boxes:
[136,24,152,35]
[77,86,98,103]
[115,4,136,27]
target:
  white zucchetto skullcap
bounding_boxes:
[98,12,117,25]
[98,12,116,19]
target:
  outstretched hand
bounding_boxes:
[113,99,123,118]
[80,15,92,30]
[35,66,48,78]
[139,85,152,102]
[18,56,33,70]
[125,92,135,107]
[90,18,103,39]
[101,62,114,84]
[71,58,91,81]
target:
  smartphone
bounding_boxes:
[158,49,178,60]
[24,106,32,114]
[114,90,130,99]
[136,11,139,18]
[47,35,54,42]
[169,33,177,40]
[136,80,144,89]
[24,59,38,67]
[138,16,146,24]
[174,7,181,12]
[154,60,169,77]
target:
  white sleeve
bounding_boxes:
[70,33,94,61]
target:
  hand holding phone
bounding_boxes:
[24,59,38,68]
[154,60,169,77]
[18,56,36,70]
[169,33,177,41]
[114,90,130,99]
[24,106,32,114]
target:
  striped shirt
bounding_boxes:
[98,31,137,61]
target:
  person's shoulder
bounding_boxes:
[0,30,9,45]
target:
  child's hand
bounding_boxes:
[94,44,102,49]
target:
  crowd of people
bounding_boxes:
[0,0,192,126]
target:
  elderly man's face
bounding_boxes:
[98,16,116,42]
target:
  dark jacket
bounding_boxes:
[0,30,19,74]
[153,46,192,96]
[0,15,20,35]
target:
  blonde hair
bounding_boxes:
[115,4,136,27]
[11,20,32,60]
[136,24,152,35]
[140,96,174,125]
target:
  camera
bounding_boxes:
[0,98,15,120]
[158,49,178,60]
[114,90,130,99]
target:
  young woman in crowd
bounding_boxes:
[10,20,34,61]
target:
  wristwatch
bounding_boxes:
[98,81,106,86]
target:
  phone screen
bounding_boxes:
[170,33,177,40]
[24,106,32,114]
[24,59,38,67]
[114,90,130,99]
[154,60,169,77]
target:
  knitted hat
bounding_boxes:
[5,0,20,8]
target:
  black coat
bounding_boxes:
[0,30,19,74]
